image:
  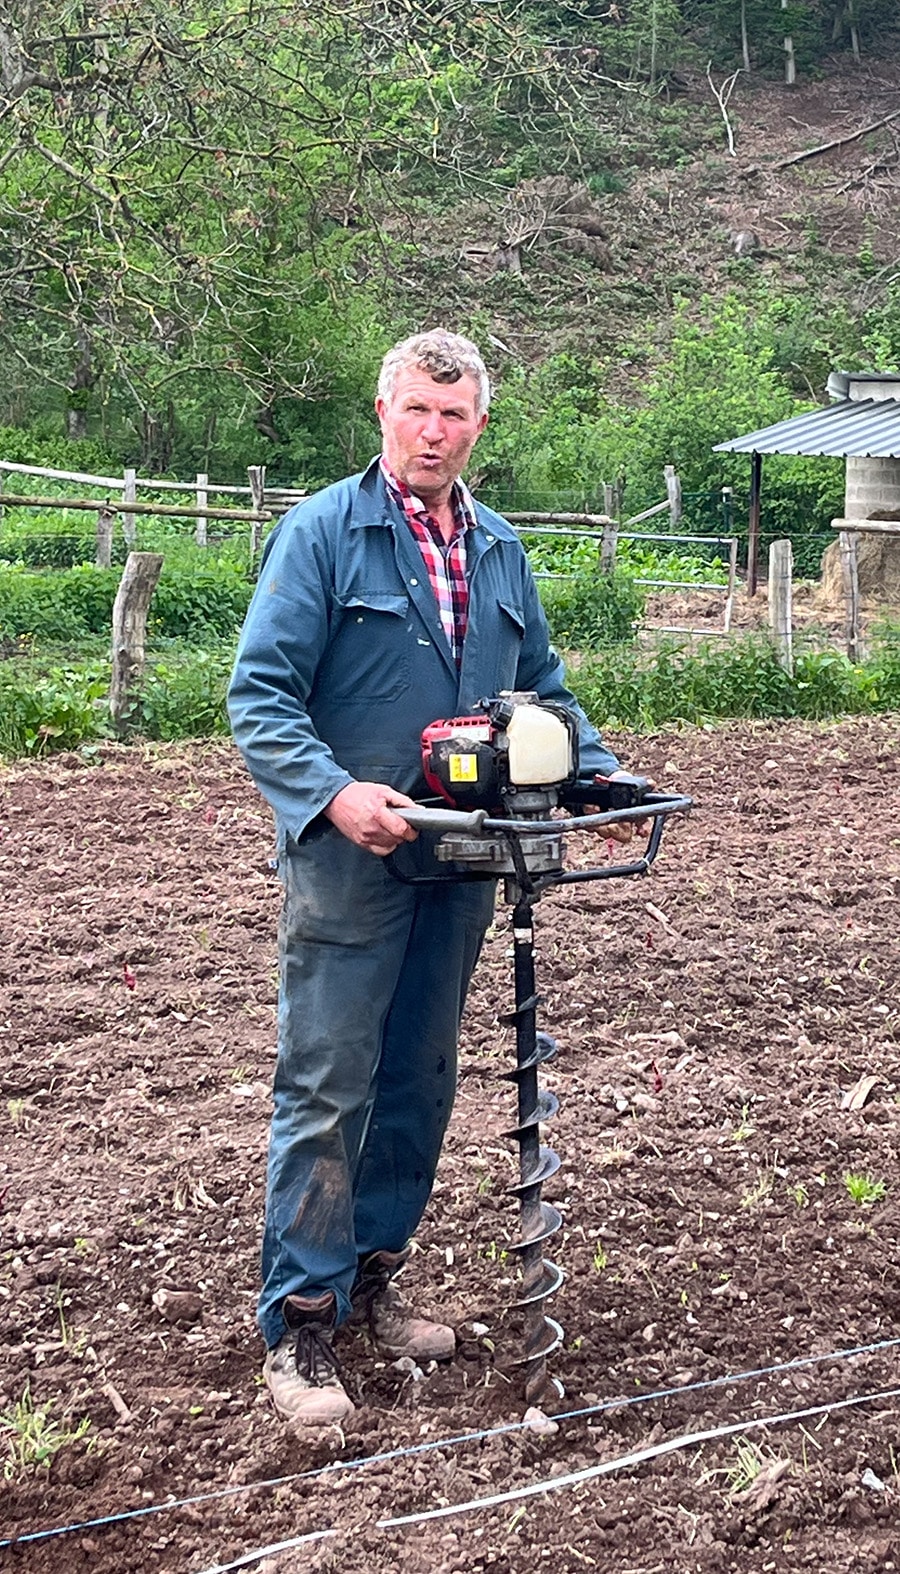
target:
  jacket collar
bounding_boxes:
[348,457,512,553]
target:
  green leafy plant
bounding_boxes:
[568,627,900,732]
[1,1385,91,1480]
[541,567,645,651]
[843,1172,886,1206]
[137,650,233,740]
[0,664,109,756]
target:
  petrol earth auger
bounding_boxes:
[388,691,692,1406]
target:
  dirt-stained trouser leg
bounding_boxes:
[258,827,492,1351]
[351,877,494,1256]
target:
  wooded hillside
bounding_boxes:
[2,0,899,528]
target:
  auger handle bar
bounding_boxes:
[394,791,692,888]
[395,790,692,838]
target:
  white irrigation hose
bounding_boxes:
[198,1384,900,1574]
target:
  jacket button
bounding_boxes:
[410,577,418,586]
[356,616,364,623]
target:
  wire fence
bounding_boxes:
[0,463,836,583]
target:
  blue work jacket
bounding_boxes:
[228,460,621,847]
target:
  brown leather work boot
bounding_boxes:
[263,1289,355,1428]
[350,1248,455,1362]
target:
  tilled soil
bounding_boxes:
[1,716,899,1574]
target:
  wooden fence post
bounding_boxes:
[195,472,209,547]
[839,529,862,662]
[122,467,137,547]
[598,519,618,575]
[747,449,762,597]
[664,464,682,528]
[603,480,622,521]
[768,538,793,674]
[96,504,115,568]
[248,465,266,565]
[110,552,164,734]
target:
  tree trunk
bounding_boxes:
[66,328,94,439]
[109,551,164,734]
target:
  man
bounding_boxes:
[228,329,625,1430]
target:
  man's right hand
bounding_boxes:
[324,782,420,856]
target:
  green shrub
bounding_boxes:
[0,664,108,756]
[136,650,233,739]
[0,428,118,475]
[541,568,645,650]
[0,525,101,569]
[0,560,253,644]
[569,630,900,731]
[151,564,252,639]
[0,642,235,758]
[0,566,119,640]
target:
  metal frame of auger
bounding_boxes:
[392,791,693,1403]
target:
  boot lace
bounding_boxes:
[355,1266,401,1331]
[293,1323,342,1386]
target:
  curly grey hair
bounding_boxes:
[377,329,491,416]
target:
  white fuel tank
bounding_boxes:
[506,704,573,786]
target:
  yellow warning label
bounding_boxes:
[449,754,478,782]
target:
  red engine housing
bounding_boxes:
[421,715,503,809]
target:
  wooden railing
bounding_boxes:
[0,459,307,561]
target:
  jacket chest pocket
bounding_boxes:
[492,599,527,689]
[318,592,411,702]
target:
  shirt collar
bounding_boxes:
[379,457,478,531]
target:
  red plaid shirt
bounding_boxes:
[380,459,475,667]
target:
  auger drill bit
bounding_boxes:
[503,896,565,1404]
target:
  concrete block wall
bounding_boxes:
[845,454,900,517]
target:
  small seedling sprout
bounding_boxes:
[843,1171,886,1206]
[731,1103,755,1142]
[1,1385,91,1480]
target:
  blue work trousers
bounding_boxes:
[258,826,495,1349]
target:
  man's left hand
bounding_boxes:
[593,769,652,845]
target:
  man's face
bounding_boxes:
[376,367,488,503]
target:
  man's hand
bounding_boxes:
[324,782,420,856]
[597,769,652,846]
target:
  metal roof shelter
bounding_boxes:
[712,398,900,459]
[711,370,900,593]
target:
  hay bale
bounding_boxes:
[819,532,900,606]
